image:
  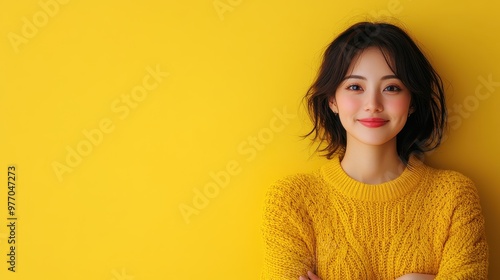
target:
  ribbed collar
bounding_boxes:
[320,154,428,202]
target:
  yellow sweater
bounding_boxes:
[261,155,488,279]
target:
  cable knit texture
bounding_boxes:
[261,155,488,279]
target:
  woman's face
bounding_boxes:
[329,47,413,148]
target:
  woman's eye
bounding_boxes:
[347,85,362,91]
[384,85,401,92]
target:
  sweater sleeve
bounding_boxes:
[261,175,316,280]
[435,173,489,279]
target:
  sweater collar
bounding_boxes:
[320,154,428,201]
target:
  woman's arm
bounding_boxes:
[433,176,488,279]
[261,176,316,279]
[300,271,436,280]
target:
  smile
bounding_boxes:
[358,118,389,128]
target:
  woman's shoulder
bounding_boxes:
[267,171,322,195]
[420,161,478,196]
[264,169,324,206]
[425,165,472,182]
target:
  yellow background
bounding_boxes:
[0,0,499,279]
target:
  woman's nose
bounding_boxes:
[364,91,383,113]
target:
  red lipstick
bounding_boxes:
[358,118,389,128]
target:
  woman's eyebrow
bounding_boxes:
[342,75,399,80]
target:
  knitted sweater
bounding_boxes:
[261,155,488,279]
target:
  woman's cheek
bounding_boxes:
[387,96,411,116]
[337,95,361,114]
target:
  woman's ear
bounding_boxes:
[329,96,338,114]
[409,106,415,115]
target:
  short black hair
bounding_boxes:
[304,22,447,164]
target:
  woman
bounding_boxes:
[261,22,488,279]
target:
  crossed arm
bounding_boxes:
[300,271,436,280]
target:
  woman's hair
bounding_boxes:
[304,22,447,164]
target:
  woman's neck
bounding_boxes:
[340,138,405,184]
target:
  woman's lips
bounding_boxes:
[358,118,389,128]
